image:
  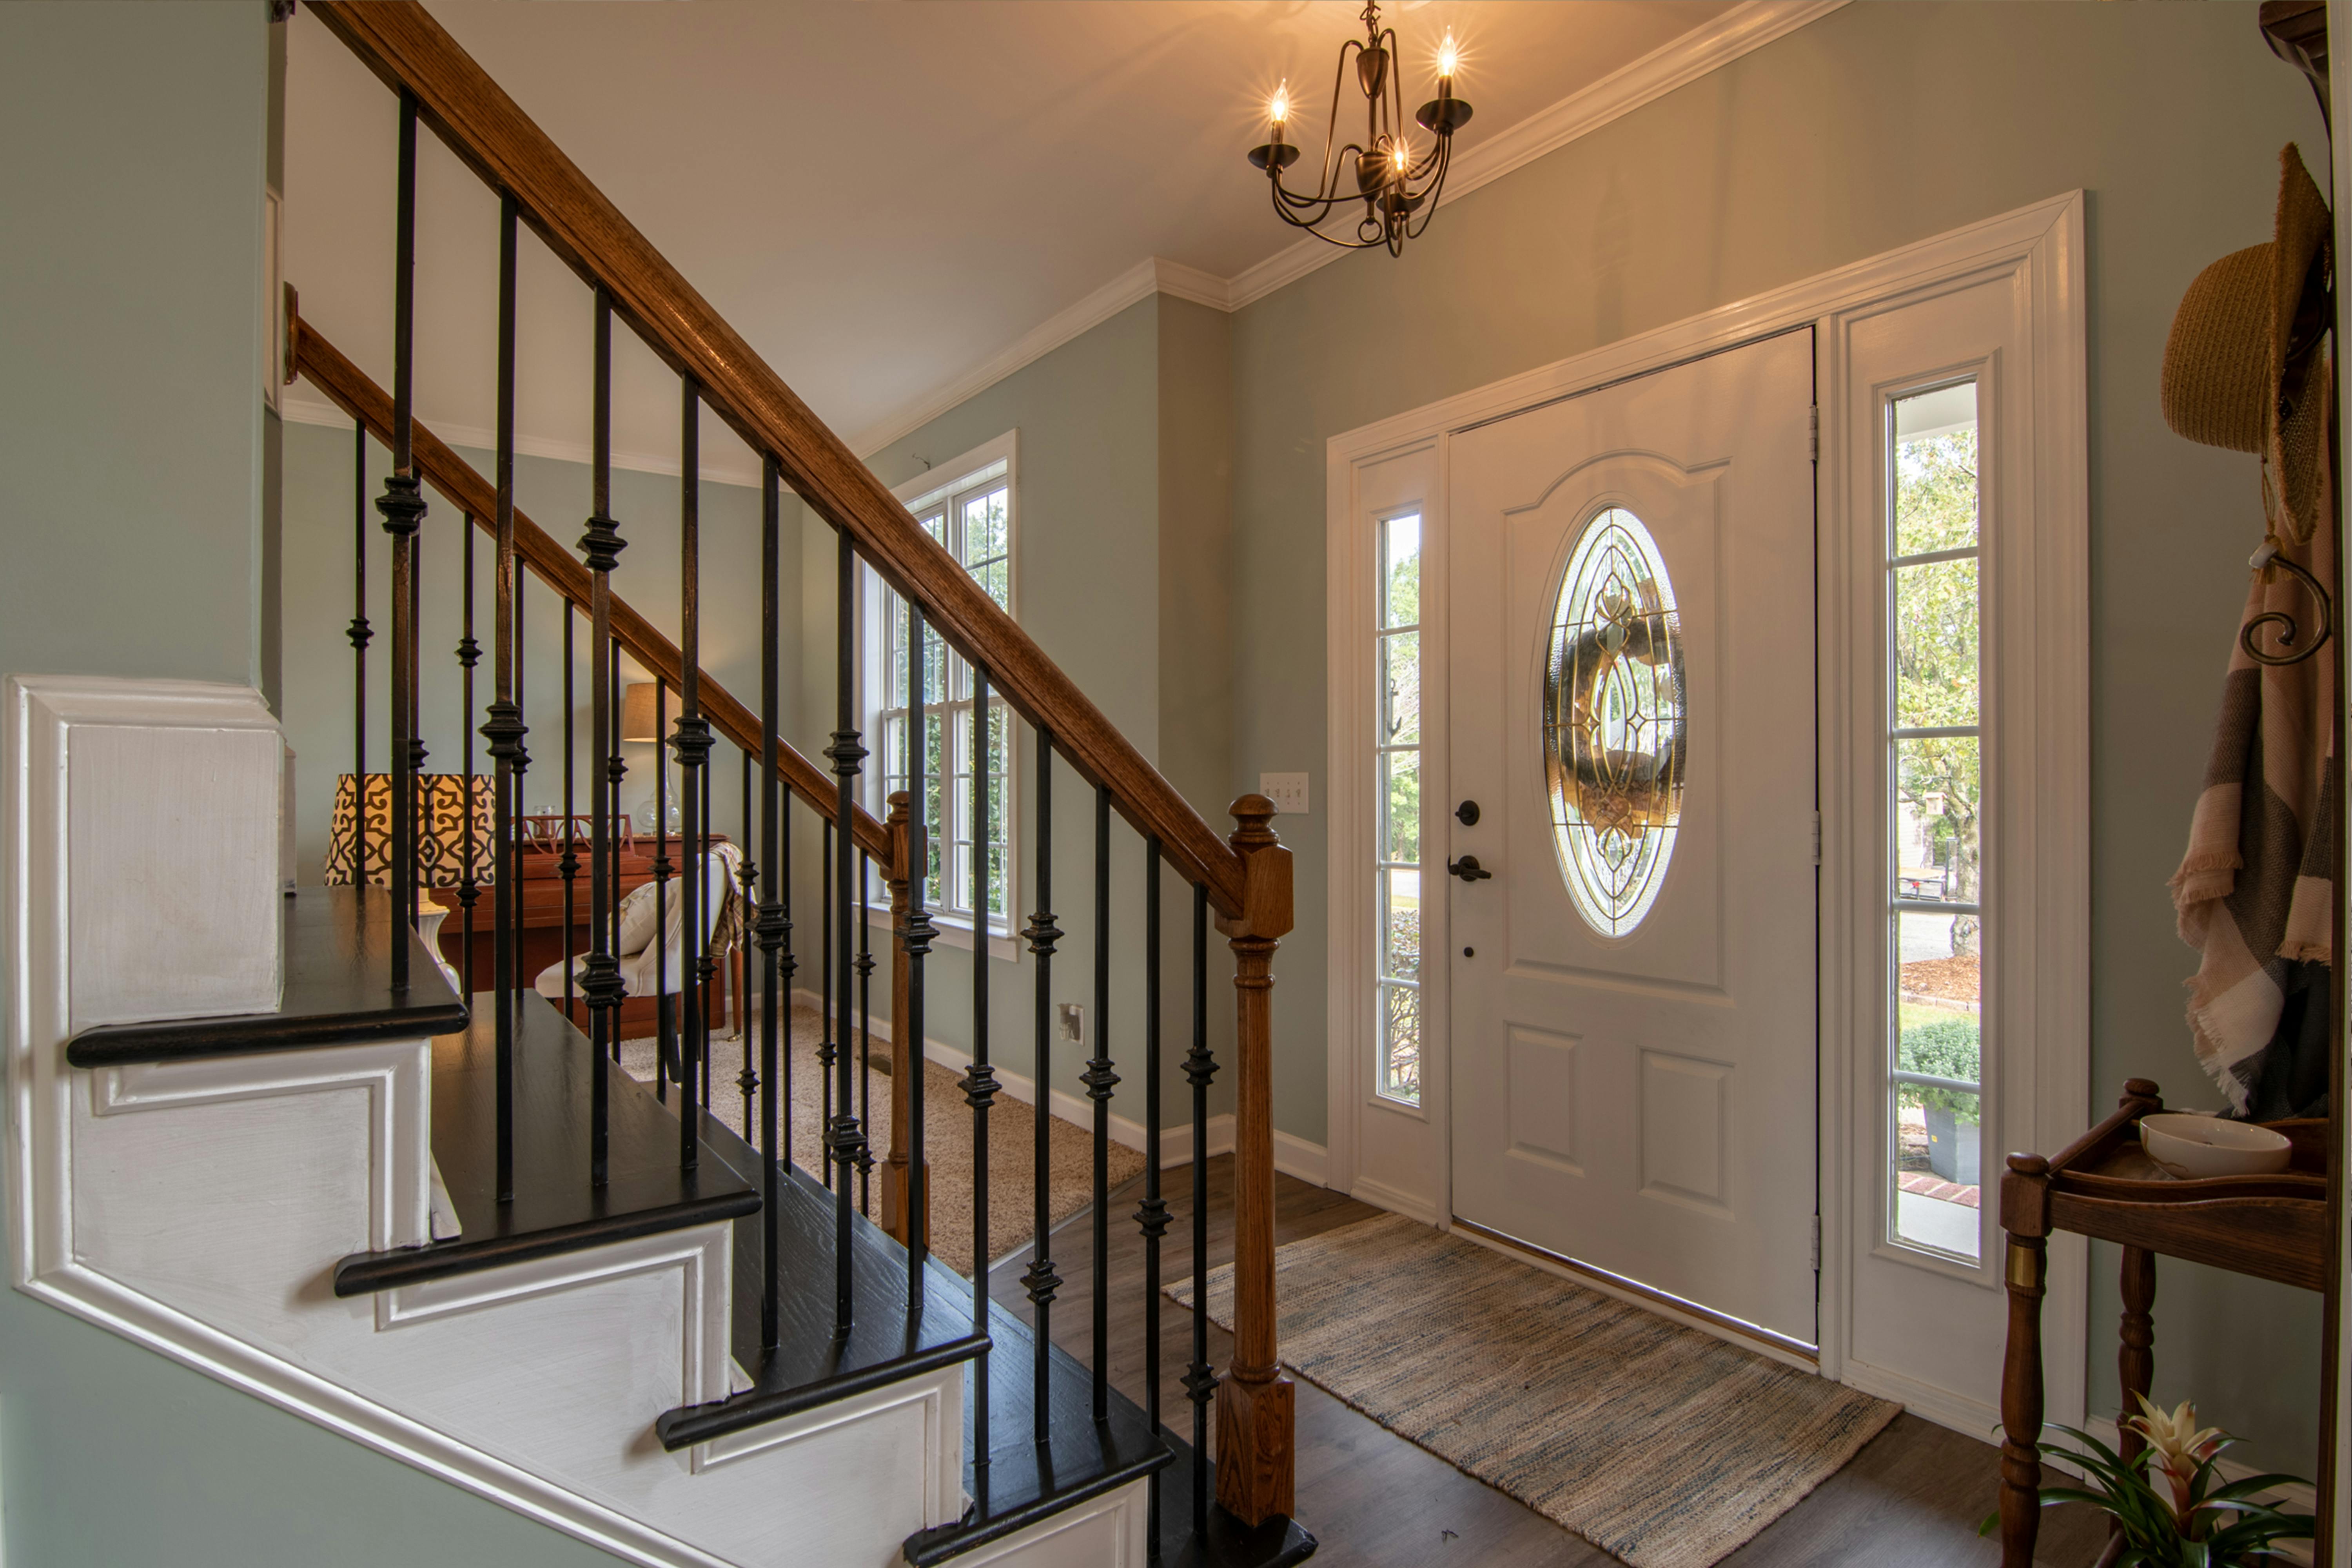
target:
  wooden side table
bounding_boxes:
[1996,1079,2328,1566]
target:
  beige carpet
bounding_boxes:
[1173,1214,1897,1568]
[621,1002,1142,1278]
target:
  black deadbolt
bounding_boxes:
[1455,799,1481,826]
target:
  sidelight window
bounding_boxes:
[1885,382,1984,1261]
[1376,512,1424,1105]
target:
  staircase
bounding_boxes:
[3,5,1311,1564]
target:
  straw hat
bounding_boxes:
[2161,144,2334,542]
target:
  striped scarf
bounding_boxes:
[2170,519,2336,1114]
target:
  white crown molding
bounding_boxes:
[845,0,1846,461]
[280,394,767,490]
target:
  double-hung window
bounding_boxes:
[866,432,1017,956]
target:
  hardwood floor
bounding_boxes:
[984,1156,2108,1567]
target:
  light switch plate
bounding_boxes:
[1057,1002,1084,1045]
[1259,772,1310,815]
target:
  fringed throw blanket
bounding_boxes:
[2171,521,2337,1116]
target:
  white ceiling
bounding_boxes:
[284,0,1746,480]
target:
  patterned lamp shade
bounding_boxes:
[323,773,496,889]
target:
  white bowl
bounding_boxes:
[2139,1112,2292,1180]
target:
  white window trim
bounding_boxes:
[1325,191,2087,1432]
[863,428,1022,964]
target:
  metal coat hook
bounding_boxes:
[2242,537,2334,667]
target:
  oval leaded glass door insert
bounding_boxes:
[1544,508,1686,936]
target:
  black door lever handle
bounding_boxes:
[1447,855,1493,882]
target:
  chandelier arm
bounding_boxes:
[1266,174,1385,249]
[1310,40,1366,205]
[1277,139,1374,214]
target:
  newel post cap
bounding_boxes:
[1218,793,1293,942]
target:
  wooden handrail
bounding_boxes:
[293,312,891,864]
[307,0,1247,918]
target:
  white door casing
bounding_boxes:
[1325,192,2086,1434]
[1446,331,1819,1347]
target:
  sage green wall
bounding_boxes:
[0,6,614,1563]
[1225,1,2323,1470]
[279,420,795,893]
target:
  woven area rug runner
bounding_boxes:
[1172,1213,1897,1568]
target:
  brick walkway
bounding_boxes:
[1897,1172,1979,1208]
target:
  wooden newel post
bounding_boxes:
[1215,793,1296,1526]
[881,791,927,1245]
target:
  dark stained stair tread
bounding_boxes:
[67,886,469,1068]
[653,1121,990,1448]
[333,991,757,1295]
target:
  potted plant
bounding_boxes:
[1983,1394,2314,1565]
[1897,1014,1980,1184]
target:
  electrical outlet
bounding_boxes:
[1058,1002,1084,1045]
[1259,772,1309,815]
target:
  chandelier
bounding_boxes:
[1247,2,1474,255]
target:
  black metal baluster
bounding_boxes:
[561,604,578,1019]
[607,634,627,1062]
[965,664,999,1506]
[700,720,716,1112]
[579,289,626,1184]
[511,555,529,1032]
[1087,786,1118,1421]
[1022,729,1062,1440]
[456,514,480,998]
[757,454,784,1349]
[857,854,875,1216]
[481,194,522,1203]
[1183,882,1216,1540]
[350,423,371,885]
[376,89,426,989]
[826,528,869,1333]
[820,818,833,1190]
[905,604,933,1316]
[1138,837,1169,1555]
[737,744,756,1139]
[676,378,708,1172]
[655,681,671,1101]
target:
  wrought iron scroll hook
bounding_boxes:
[2241,536,2334,668]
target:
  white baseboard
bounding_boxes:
[1841,1355,2001,1443]
[789,990,1330,1186]
[1343,1174,1444,1229]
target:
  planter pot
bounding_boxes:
[1924,1104,1981,1186]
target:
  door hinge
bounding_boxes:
[1810,1215,1822,1271]
[1808,404,1820,462]
[1811,810,1822,866]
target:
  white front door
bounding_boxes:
[1446,330,1818,1346]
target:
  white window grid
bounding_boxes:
[871,465,1014,936]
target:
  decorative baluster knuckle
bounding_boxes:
[346,615,372,652]
[1022,910,1061,955]
[826,729,867,776]
[900,907,937,959]
[1134,1194,1171,1241]
[1020,1257,1062,1308]
[960,1063,1000,1110]
[1081,1059,1120,1100]
[455,633,481,670]
[480,701,527,764]
[577,510,626,572]
[1183,1363,1218,1408]
[1183,1043,1220,1090]
[375,471,428,537]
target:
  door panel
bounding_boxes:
[1447,331,1817,1344]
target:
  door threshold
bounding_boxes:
[1449,1216,1820,1370]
